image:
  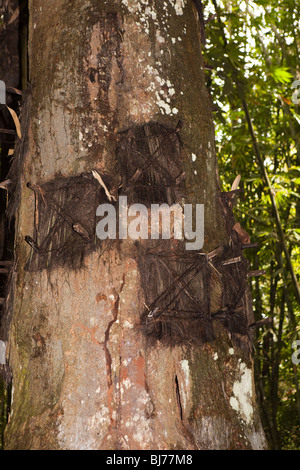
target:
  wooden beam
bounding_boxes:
[242,243,259,249]
[0,261,13,266]
[0,128,16,135]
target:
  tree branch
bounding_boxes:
[241,99,300,305]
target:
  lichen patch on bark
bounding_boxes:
[229,361,254,425]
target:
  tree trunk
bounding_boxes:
[2,0,267,450]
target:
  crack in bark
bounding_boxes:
[175,374,183,421]
[103,295,120,391]
[174,374,200,449]
[102,274,125,435]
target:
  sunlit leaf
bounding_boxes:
[270,67,294,84]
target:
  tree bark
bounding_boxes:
[2,0,267,450]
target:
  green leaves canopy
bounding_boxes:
[203,0,300,450]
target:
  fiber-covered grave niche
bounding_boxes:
[24,174,109,271]
[117,122,253,352]
[138,241,252,352]
[23,121,253,352]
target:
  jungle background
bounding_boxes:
[202,0,300,450]
[0,0,299,450]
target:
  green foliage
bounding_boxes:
[203,0,300,450]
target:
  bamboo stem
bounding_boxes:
[242,99,300,305]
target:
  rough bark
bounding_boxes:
[2,0,267,450]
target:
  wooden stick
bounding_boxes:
[249,318,272,329]
[0,128,15,135]
[25,235,40,253]
[222,256,241,265]
[247,269,266,277]
[208,246,223,259]
[198,246,223,259]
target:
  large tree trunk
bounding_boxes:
[2,0,267,450]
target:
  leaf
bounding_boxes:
[92,170,116,202]
[281,96,292,105]
[231,174,241,190]
[5,105,21,139]
[0,180,11,190]
[233,222,251,244]
[8,6,20,25]
[270,67,293,84]
[289,109,300,126]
